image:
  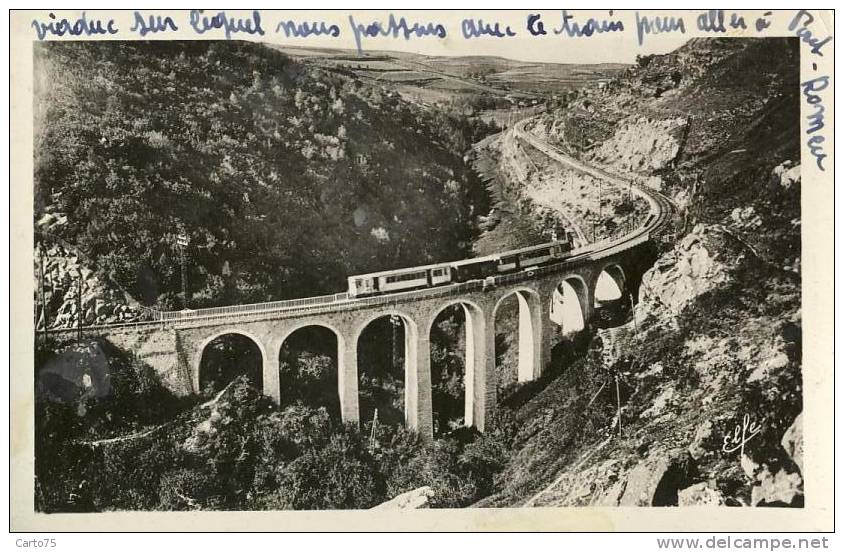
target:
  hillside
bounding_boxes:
[274,45,626,108]
[34,40,495,317]
[34,40,509,512]
[477,38,803,508]
[33,37,803,512]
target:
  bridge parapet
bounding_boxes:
[38,127,673,440]
[49,250,649,441]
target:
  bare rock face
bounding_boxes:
[619,450,696,506]
[678,482,726,506]
[750,468,803,507]
[639,387,679,422]
[781,413,803,474]
[740,451,803,507]
[589,117,687,174]
[371,486,434,510]
[688,420,721,461]
[636,224,748,324]
[34,240,148,330]
[595,324,635,368]
[739,412,805,507]
[768,160,801,191]
[730,206,763,231]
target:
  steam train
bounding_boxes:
[347,234,576,298]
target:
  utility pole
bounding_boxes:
[369,409,379,450]
[39,250,48,341]
[391,315,401,371]
[615,374,623,437]
[598,179,603,219]
[76,270,83,341]
[579,127,584,158]
[177,232,190,310]
[629,291,638,335]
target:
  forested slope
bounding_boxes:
[35,40,494,311]
[34,40,506,513]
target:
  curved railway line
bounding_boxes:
[47,121,675,332]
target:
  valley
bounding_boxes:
[33,37,803,512]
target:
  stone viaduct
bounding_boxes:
[70,245,650,441]
[46,129,672,441]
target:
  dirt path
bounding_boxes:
[77,424,169,448]
[76,381,236,448]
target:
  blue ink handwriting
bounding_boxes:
[526,13,546,36]
[789,10,832,56]
[189,10,265,40]
[801,75,829,171]
[696,10,747,32]
[553,10,624,37]
[130,11,178,37]
[755,11,773,32]
[31,12,117,40]
[347,14,446,54]
[635,12,686,46]
[276,19,340,38]
[461,18,516,39]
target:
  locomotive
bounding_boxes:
[347,235,575,298]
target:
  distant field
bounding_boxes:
[316,59,407,72]
[393,85,482,106]
[362,70,440,83]
[271,45,628,107]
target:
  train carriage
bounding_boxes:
[347,262,453,298]
[496,254,520,272]
[346,237,574,298]
[450,258,497,283]
[496,240,572,274]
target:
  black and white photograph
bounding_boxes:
[9,8,835,535]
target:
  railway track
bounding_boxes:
[47,120,675,332]
[512,119,675,262]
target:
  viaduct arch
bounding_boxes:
[85,245,653,441]
[51,128,672,441]
[493,287,543,384]
[195,328,267,394]
[354,310,420,429]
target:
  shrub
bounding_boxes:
[274,430,384,509]
[157,468,223,511]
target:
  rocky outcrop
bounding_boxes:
[34,240,149,330]
[476,38,803,513]
[688,421,720,462]
[619,451,697,506]
[769,160,801,192]
[589,117,687,174]
[517,215,800,509]
[678,482,726,506]
[741,453,803,507]
[781,413,803,473]
[371,486,434,510]
[636,224,749,324]
[595,324,635,368]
